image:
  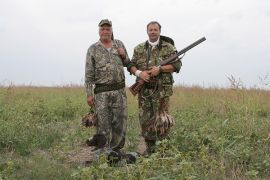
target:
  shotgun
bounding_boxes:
[129,37,206,96]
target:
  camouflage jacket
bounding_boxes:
[131,39,182,97]
[85,39,132,96]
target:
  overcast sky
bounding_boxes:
[1,0,269,89]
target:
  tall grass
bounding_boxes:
[0,86,269,179]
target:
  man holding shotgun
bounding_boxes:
[129,21,182,155]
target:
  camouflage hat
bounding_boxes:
[98,19,112,27]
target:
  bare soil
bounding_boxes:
[67,137,146,165]
[67,145,96,165]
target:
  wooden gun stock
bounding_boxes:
[129,79,144,96]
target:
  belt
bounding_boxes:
[94,81,125,94]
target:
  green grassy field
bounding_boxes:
[0,85,269,179]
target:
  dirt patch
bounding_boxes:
[66,137,146,165]
[67,145,96,165]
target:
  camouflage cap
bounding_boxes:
[98,19,112,27]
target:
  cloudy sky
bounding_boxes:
[1,0,269,89]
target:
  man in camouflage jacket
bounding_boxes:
[85,19,133,151]
[129,21,182,155]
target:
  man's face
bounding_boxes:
[147,23,160,42]
[99,25,112,41]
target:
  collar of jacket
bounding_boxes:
[97,39,119,49]
[144,38,163,51]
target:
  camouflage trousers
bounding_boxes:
[138,88,171,141]
[94,88,127,150]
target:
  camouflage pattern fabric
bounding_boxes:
[138,89,173,140]
[85,39,131,150]
[85,39,132,97]
[95,88,127,150]
[131,40,182,141]
[131,40,181,74]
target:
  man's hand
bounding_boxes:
[148,66,161,77]
[117,48,126,60]
[87,96,95,107]
[139,71,151,82]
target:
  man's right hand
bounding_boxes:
[87,96,94,107]
[139,71,151,82]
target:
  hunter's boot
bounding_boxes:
[86,134,107,150]
[144,139,156,156]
